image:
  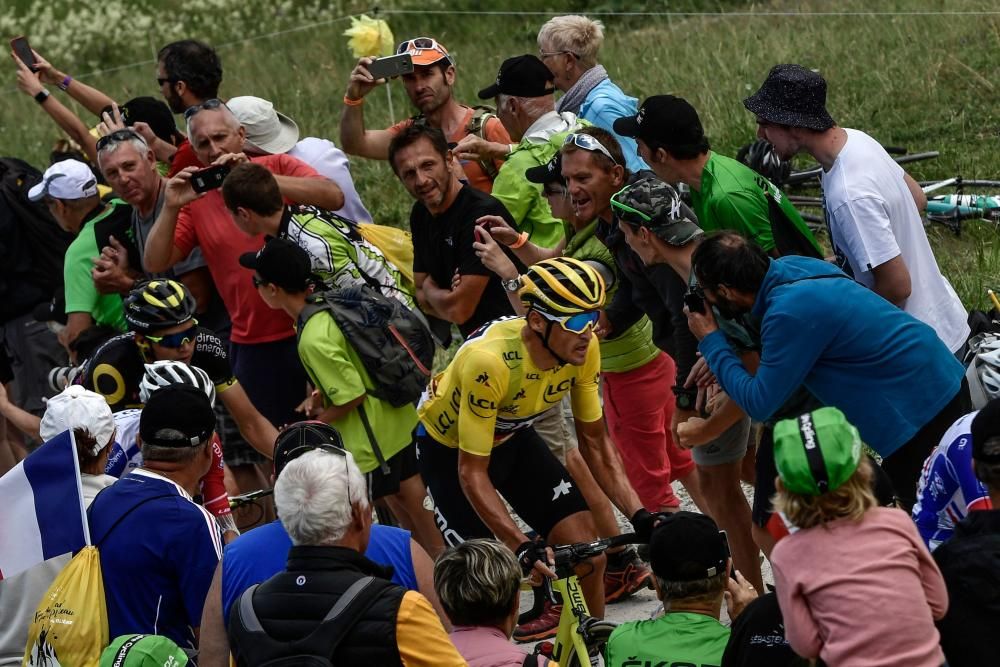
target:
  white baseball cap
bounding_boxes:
[227,96,300,155]
[40,386,115,456]
[28,159,99,202]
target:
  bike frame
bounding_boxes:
[549,573,592,666]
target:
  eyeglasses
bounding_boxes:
[96,129,144,152]
[537,309,600,334]
[277,435,370,503]
[564,133,618,165]
[610,186,651,227]
[183,98,226,121]
[252,274,268,288]
[144,322,198,349]
[539,50,580,60]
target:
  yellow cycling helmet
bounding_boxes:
[124,279,196,334]
[519,257,606,316]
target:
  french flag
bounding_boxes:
[0,430,89,580]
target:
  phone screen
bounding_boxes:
[10,37,36,70]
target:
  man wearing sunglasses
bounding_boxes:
[81,280,278,469]
[416,257,649,623]
[156,39,223,176]
[340,36,511,194]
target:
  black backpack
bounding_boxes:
[297,286,435,471]
[0,157,74,321]
[229,576,392,667]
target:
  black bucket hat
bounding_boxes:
[743,64,835,131]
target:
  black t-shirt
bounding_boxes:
[79,327,235,412]
[722,591,803,667]
[410,185,516,338]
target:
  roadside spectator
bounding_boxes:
[227,449,464,666]
[770,407,948,667]
[388,125,516,337]
[142,100,342,449]
[614,94,821,257]
[228,95,372,223]
[157,40,223,175]
[340,36,510,193]
[0,386,117,666]
[933,398,1000,667]
[197,421,447,667]
[221,163,415,310]
[434,539,553,666]
[536,14,646,172]
[99,635,189,667]
[745,64,969,355]
[605,512,758,666]
[688,232,968,508]
[242,237,441,553]
[721,591,801,667]
[471,54,579,249]
[87,384,222,652]
[27,159,130,348]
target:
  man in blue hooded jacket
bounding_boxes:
[685,231,968,509]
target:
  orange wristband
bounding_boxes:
[343,95,364,107]
[509,231,529,249]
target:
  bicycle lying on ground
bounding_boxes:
[524,533,645,666]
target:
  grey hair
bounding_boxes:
[275,449,369,546]
[186,103,242,137]
[537,15,605,69]
[974,436,1000,491]
[140,435,210,464]
[433,539,521,627]
[96,133,150,167]
[656,571,727,608]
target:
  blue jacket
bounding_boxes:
[699,256,963,456]
[580,79,648,173]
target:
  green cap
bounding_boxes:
[100,634,189,667]
[773,407,862,496]
[610,176,703,246]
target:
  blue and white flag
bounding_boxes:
[0,430,88,580]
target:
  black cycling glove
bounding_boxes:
[630,508,664,544]
[515,539,549,576]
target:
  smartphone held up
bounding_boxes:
[10,36,36,70]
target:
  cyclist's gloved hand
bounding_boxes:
[516,539,552,577]
[630,508,668,544]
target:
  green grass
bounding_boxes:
[2,0,999,307]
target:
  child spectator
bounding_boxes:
[770,407,948,666]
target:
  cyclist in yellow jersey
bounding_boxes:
[417,257,652,620]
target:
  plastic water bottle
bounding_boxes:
[934,194,1000,210]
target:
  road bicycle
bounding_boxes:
[525,533,645,667]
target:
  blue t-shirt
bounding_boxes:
[699,256,964,456]
[220,520,416,625]
[88,469,222,650]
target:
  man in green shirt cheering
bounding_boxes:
[614,95,821,258]
[28,159,132,349]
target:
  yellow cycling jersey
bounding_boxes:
[417,317,603,456]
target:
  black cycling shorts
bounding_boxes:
[416,426,589,546]
[752,425,778,527]
[368,440,420,501]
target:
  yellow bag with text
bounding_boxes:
[357,223,415,285]
[23,546,108,667]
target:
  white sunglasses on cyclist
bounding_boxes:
[537,309,600,334]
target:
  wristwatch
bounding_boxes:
[501,276,522,293]
[675,389,697,411]
[34,89,50,104]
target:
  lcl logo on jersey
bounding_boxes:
[543,378,573,404]
[468,393,497,418]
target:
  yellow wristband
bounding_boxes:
[343,95,364,107]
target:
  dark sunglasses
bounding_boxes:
[156,76,178,86]
[397,37,443,54]
[144,322,198,349]
[183,98,226,121]
[252,274,268,288]
[96,129,143,152]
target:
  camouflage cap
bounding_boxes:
[610,176,703,246]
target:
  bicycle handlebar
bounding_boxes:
[550,533,645,568]
[228,488,273,509]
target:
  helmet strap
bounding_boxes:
[534,316,569,367]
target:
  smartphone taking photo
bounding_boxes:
[10,36,36,70]
[190,164,230,194]
[366,53,414,81]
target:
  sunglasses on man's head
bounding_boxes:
[183,98,227,121]
[397,37,444,54]
[563,133,618,165]
[537,309,600,334]
[145,322,198,349]
[96,129,144,152]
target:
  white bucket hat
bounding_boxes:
[227,95,300,155]
[40,385,115,456]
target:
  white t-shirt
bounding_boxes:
[289,138,373,224]
[822,128,969,352]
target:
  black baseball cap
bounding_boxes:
[238,237,312,291]
[972,398,1000,464]
[613,95,705,151]
[478,55,555,99]
[525,153,563,185]
[101,97,182,145]
[649,511,729,582]
[139,384,216,448]
[273,421,347,477]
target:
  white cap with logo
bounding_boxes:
[227,96,300,155]
[28,159,99,202]
[39,386,115,456]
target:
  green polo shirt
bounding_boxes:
[63,199,130,331]
[297,309,416,474]
[690,152,821,256]
[605,612,730,667]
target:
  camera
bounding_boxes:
[48,366,82,392]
